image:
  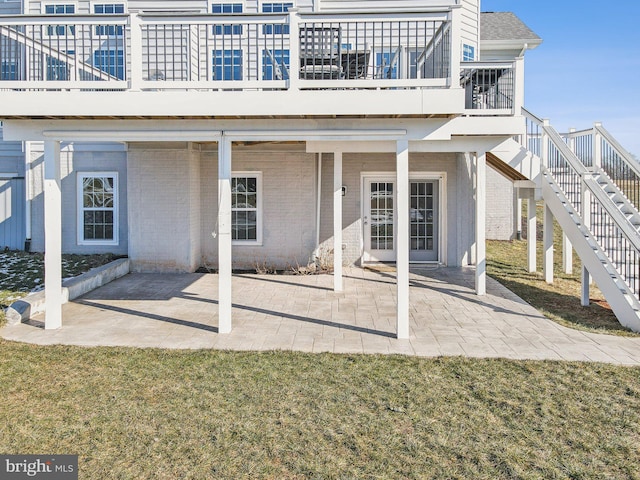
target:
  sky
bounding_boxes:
[481,0,640,158]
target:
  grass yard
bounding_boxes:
[1,344,639,479]
[0,251,118,325]
[487,203,637,336]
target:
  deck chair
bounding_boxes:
[299,25,343,80]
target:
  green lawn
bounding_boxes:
[487,203,637,336]
[1,345,639,479]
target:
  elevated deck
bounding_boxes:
[0,8,522,119]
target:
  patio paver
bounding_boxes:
[3,266,640,365]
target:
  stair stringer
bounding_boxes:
[541,172,640,332]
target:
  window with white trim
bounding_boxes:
[77,172,118,245]
[212,49,243,80]
[262,3,293,34]
[94,3,125,36]
[43,4,75,36]
[463,44,475,62]
[231,173,262,244]
[211,3,243,35]
[93,48,124,79]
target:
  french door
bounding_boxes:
[363,176,439,263]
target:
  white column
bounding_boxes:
[44,140,62,330]
[218,137,232,334]
[543,203,554,283]
[581,266,590,306]
[396,140,410,339]
[527,191,536,273]
[513,56,525,114]
[287,8,300,92]
[562,232,573,274]
[475,151,486,296]
[333,152,343,292]
[593,123,602,169]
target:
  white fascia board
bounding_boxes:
[2,117,519,143]
[481,39,542,52]
[0,88,465,118]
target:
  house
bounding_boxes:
[2,0,640,337]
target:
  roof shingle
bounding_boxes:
[480,12,541,42]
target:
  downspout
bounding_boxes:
[314,153,322,261]
[24,141,31,251]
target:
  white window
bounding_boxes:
[77,172,118,245]
[463,44,475,62]
[93,3,126,36]
[211,3,243,35]
[42,3,76,36]
[231,172,262,245]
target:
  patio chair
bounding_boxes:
[299,25,343,80]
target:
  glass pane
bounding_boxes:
[83,193,93,208]
[370,182,394,250]
[410,181,435,252]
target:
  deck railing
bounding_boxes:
[0,14,129,88]
[0,10,459,91]
[461,61,515,111]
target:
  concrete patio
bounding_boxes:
[3,266,640,364]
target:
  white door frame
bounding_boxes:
[360,171,446,264]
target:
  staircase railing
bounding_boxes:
[563,123,640,213]
[521,108,640,303]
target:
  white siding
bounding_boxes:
[0,178,25,249]
[460,0,479,56]
[0,126,26,250]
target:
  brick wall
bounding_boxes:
[200,145,318,270]
[127,145,199,272]
[486,166,516,240]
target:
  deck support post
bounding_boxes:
[581,266,590,306]
[475,150,486,296]
[44,140,62,330]
[562,232,572,274]
[396,140,410,338]
[333,151,343,292]
[543,203,554,283]
[218,136,232,333]
[527,190,536,273]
